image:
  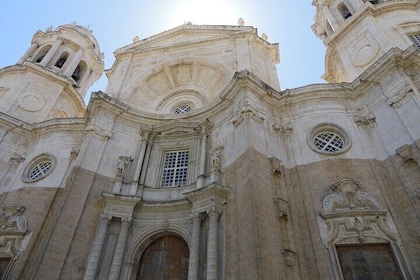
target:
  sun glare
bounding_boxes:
[169,0,238,27]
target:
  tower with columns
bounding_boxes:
[0,1,420,279]
[0,22,103,124]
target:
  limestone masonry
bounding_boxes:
[0,1,419,279]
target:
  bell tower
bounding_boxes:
[0,22,104,123]
[312,0,420,83]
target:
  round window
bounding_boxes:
[308,124,351,155]
[174,104,192,114]
[22,154,55,182]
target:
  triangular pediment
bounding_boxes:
[115,24,255,53]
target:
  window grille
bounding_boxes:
[314,132,344,153]
[29,160,53,180]
[408,34,420,49]
[161,150,189,187]
[174,104,192,114]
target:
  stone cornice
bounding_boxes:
[0,112,86,135]
[114,24,275,54]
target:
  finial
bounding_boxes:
[133,36,140,43]
[261,33,268,41]
[237,18,245,26]
[45,26,53,33]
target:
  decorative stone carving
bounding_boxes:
[0,205,29,266]
[353,111,376,125]
[282,249,297,267]
[320,178,396,245]
[321,178,383,215]
[162,219,170,231]
[396,144,419,164]
[273,197,288,220]
[387,86,414,108]
[17,93,46,112]
[211,150,220,171]
[85,125,112,140]
[0,206,27,232]
[116,156,132,177]
[232,99,265,126]
[9,153,25,165]
[273,121,293,135]
[70,148,79,158]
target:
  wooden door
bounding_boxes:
[336,244,402,280]
[136,235,189,280]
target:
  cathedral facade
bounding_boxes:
[0,1,419,279]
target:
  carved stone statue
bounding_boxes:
[0,206,27,232]
[212,150,220,171]
[116,156,132,177]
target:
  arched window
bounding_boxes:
[54,52,68,68]
[33,45,51,63]
[136,235,189,280]
[72,60,87,83]
[72,65,80,81]
[338,3,352,19]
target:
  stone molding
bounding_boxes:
[232,99,265,126]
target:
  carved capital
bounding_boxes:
[354,111,376,125]
[232,99,265,126]
[121,217,133,226]
[85,124,112,140]
[9,153,25,165]
[387,87,414,108]
[273,122,293,135]
[99,214,112,224]
[396,144,419,164]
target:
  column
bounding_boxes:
[206,208,220,280]
[63,48,84,77]
[188,212,202,280]
[130,131,150,195]
[322,6,339,31]
[197,127,207,188]
[139,134,155,185]
[108,218,132,280]
[83,215,111,280]
[17,42,38,65]
[40,38,63,66]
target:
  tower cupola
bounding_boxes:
[0,23,104,123]
[312,0,420,83]
[17,22,104,97]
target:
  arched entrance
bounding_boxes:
[136,235,189,280]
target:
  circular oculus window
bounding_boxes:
[22,154,55,182]
[308,124,351,155]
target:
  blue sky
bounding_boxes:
[0,1,326,102]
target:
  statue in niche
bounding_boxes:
[0,206,27,232]
[211,150,220,171]
[116,156,132,177]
